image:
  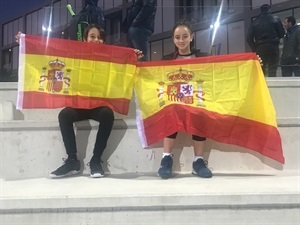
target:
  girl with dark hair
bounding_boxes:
[51,24,112,179]
[50,24,143,178]
[16,24,143,179]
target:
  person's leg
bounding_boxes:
[89,106,114,178]
[293,65,300,77]
[128,27,152,61]
[126,31,134,48]
[191,135,212,178]
[50,107,88,178]
[163,137,176,153]
[90,106,114,158]
[58,107,91,157]
[157,133,177,179]
[267,50,279,77]
[281,65,293,77]
[257,53,268,76]
[193,138,205,156]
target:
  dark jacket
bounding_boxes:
[281,25,300,65]
[122,0,157,33]
[85,0,98,6]
[246,12,285,52]
[84,0,105,29]
[162,49,209,60]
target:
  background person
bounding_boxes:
[246,4,285,77]
[122,0,157,61]
[281,16,300,77]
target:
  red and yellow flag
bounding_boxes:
[17,34,137,115]
[135,53,284,164]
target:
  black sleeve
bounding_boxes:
[275,17,285,39]
[132,0,156,27]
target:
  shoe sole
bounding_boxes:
[192,170,213,178]
[157,173,172,179]
[49,170,80,178]
[90,173,105,178]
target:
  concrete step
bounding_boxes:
[1,172,299,225]
[0,78,299,224]
[1,78,300,180]
[0,118,299,180]
[0,100,14,120]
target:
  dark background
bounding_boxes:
[0,0,49,23]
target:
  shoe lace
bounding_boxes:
[61,157,74,165]
[203,159,213,171]
[54,158,75,173]
[86,159,103,167]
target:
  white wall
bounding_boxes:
[228,20,245,54]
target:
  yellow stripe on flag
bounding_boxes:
[135,56,276,126]
[23,54,135,99]
[17,34,137,115]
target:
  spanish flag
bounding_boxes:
[17,34,137,115]
[135,53,284,164]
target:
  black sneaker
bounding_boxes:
[89,157,105,178]
[192,158,212,178]
[50,158,80,178]
[157,155,173,179]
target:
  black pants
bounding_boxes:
[256,45,279,77]
[281,64,300,77]
[167,132,206,141]
[58,106,114,158]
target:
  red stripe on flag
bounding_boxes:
[24,35,137,65]
[137,53,259,67]
[20,91,130,115]
[142,105,284,164]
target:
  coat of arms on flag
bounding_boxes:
[38,59,71,94]
[157,68,206,107]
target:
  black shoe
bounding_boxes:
[157,155,173,179]
[50,158,80,178]
[192,158,212,178]
[89,157,105,178]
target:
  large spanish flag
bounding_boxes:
[135,53,284,163]
[17,34,137,115]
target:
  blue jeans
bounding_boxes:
[127,27,152,61]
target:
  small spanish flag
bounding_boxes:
[135,53,284,164]
[17,34,137,115]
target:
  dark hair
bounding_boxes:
[171,20,195,56]
[83,23,106,42]
[285,16,296,26]
[260,4,270,13]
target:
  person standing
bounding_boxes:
[63,0,106,41]
[246,4,285,77]
[157,20,212,179]
[281,16,300,77]
[122,0,157,61]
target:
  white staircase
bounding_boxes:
[0,78,299,224]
